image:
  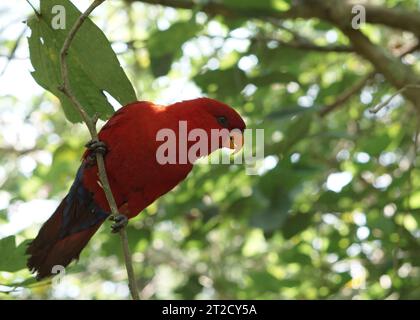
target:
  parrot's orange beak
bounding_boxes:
[226,130,243,154]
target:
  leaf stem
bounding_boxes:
[25,0,41,17]
[58,0,139,300]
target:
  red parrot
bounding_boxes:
[27,97,246,279]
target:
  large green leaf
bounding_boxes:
[0,236,29,272]
[250,44,307,76]
[148,21,202,77]
[194,67,248,98]
[281,212,313,239]
[251,71,297,87]
[28,0,137,123]
[278,112,313,155]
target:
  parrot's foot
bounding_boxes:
[110,214,128,233]
[85,140,108,155]
[85,140,108,165]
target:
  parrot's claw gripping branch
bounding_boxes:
[85,140,108,166]
[110,214,128,233]
[85,140,108,155]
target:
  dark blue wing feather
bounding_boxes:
[59,163,109,238]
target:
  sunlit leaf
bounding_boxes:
[28,0,137,123]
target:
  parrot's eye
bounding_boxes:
[216,116,228,127]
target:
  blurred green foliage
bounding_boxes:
[0,0,420,299]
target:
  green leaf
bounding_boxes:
[0,236,29,272]
[282,212,313,239]
[266,106,310,119]
[174,273,202,299]
[28,0,137,123]
[357,134,391,157]
[223,0,290,11]
[1,277,43,289]
[148,21,202,77]
[247,271,282,292]
[194,67,248,98]
[250,44,307,76]
[250,204,290,232]
[278,112,313,154]
[251,71,297,87]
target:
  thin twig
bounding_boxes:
[367,42,420,114]
[25,0,40,17]
[207,33,352,53]
[0,146,38,156]
[57,0,139,300]
[369,84,420,114]
[269,21,353,53]
[0,26,27,77]
[319,71,375,117]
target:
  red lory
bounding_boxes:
[27,97,246,279]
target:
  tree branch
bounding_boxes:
[129,0,319,21]
[369,84,420,114]
[319,4,420,110]
[57,0,139,300]
[268,21,353,53]
[319,40,420,117]
[319,71,375,117]
[355,3,420,37]
[204,33,352,53]
[0,146,38,156]
[0,27,27,77]
[336,28,420,91]
[130,0,420,109]
[272,39,352,53]
[131,0,420,36]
